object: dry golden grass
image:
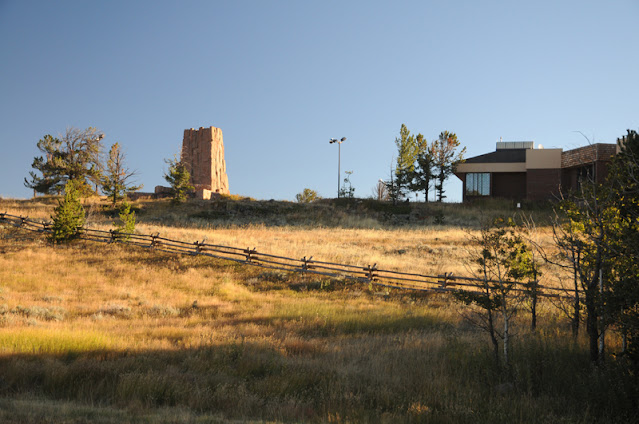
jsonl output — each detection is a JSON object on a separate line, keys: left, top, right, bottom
{"left": 0, "top": 196, "right": 59, "bottom": 220}
{"left": 129, "top": 199, "right": 562, "bottom": 288}
{"left": 0, "top": 197, "right": 633, "bottom": 423}
{"left": 1, "top": 196, "right": 560, "bottom": 280}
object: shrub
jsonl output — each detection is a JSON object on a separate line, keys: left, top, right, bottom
{"left": 12, "top": 305, "right": 66, "bottom": 321}
{"left": 116, "top": 200, "right": 135, "bottom": 238}
{"left": 99, "top": 304, "right": 132, "bottom": 318}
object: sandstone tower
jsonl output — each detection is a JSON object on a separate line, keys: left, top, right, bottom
{"left": 181, "top": 126, "right": 230, "bottom": 196}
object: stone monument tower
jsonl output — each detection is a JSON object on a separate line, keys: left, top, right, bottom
{"left": 181, "top": 126, "right": 230, "bottom": 197}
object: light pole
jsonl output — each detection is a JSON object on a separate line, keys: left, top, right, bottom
{"left": 329, "top": 137, "right": 346, "bottom": 198}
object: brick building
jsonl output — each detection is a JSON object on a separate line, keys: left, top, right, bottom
{"left": 454, "top": 141, "right": 618, "bottom": 202}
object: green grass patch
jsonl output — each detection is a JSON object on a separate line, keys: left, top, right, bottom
{"left": 0, "top": 329, "right": 115, "bottom": 355}
{"left": 270, "top": 300, "right": 445, "bottom": 336}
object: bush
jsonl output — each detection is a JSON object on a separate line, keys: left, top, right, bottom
{"left": 295, "top": 188, "right": 320, "bottom": 203}
{"left": 116, "top": 200, "right": 135, "bottom": 238}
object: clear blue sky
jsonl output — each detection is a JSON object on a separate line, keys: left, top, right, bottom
{"left": 1, "top": 1, "right": 638, "bottom": 202}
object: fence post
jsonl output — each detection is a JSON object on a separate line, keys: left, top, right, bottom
{"left": 5, "top": 213, "right": 582, "bottom": 300}
{"left": 244, "top": 247, "right": 258, "bottom": 263}
{"left": 300, "top": 256, "right": 314, "bottom": 280}
{"left": 301, "top": 256, "right": 314, "bottom": 271}
{"left": 437, "top": 272, "right": 455, "bottom": 288}
{"left": 150, "top": 233, "right": 160, "bottom": 249}
{"left": 363, "top": 263, "right": 378, "bottom": 281}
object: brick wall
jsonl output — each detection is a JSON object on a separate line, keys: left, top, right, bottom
{"left": 561, "top": 144, "right": 616, "bottom": 168}
{"left": 492, "top": 172, "right": 526, "bottom": 200}
{"left": 526, "top": 169, "right": 561, "bottom": 201}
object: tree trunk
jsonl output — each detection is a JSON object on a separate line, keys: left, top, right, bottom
{"left": 501, "top": 290, "right": 510, "bottom": 367}
{"left": 530, "top": 269, "right": 538, "bottom": 332}
{"left": 531, "top": 288, "right": 537, "bottom": 332}
{"left": 598, "top": 269, "right": 605, "bottom": 363}
{"left": 503, "top": 313, "right": 510, "bottom": 366}
{"left": 487, "top": 306, "right": 500, "bottom": 366}
{"left": 572, "top": 257, "right": 580, "bottom": 338}
{"left": 483, "top": 272, "right": 500, "bottom": 367}
{"left": 585, "top": 281, "right": 599, "bottom": 363}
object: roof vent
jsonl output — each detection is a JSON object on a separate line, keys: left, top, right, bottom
{"left": 496, "top": 141, "right": 535, "bottom": 150}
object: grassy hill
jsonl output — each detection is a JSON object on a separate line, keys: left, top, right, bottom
{"left": 0, "top": 196, "right": 635, "bottom": 423}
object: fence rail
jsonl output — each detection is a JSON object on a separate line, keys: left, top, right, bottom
{"left": 0, "top": 212, "right": 578, "bottom": 299}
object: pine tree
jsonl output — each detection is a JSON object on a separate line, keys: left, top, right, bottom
{"left": 605, "top": 130, "right": 639, "bottom": 366}
{"left": 555, "top": 129, "right": 639, "bottom": 367}
{"left": 49, "top": 180, "right": 85, "bottom": 243}
{"left": 101, "top": 142, "right": 142, "bottom": 206}
{"left": 25, "top": 127, "right": 104, "bottom": 196}
{"left": 394, "top": 124, "right": 418, "bottom": 200}
{"left": 164, "top": 156, "right": 194, "bottom": 204}
{"left": 411, "top": 133, "right": 433, "bottom": 202}
{"left": 115, "top": 200, "right": 136, "bottom": 239}
{"left": 431, "top": 131, "right": 466, "bottom": 202}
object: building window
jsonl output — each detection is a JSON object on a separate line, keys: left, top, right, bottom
{"left": 576, "top": 164, "right": 595, "bottom": 191}
{"left": 466, "top": 173, "right": 490, "bottom": 196}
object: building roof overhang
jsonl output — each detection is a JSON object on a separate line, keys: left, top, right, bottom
{"left": 464, "top": 149, "right": 527, "bottom": 164}
{"left": 456, "top": 162, "right": 527, "bottom": 176}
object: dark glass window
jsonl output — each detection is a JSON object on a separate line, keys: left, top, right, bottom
{"left": 466, "top": 173, "right": 490, "bottom": 196}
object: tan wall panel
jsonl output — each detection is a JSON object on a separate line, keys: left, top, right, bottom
{"left": 526, "top": 149, "right": 561, "bottom": 169}
{"left": 456, "top": 162, "right": 526, "bottom": 173}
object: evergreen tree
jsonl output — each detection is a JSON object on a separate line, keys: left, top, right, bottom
{"left": 394, "top": 124, "right": 418, "bottom": 200}
{"left": 25, "top": 127, "right": 104, "bottom": 196}
{"left": 431, "top": 131, "right": 466, "bottom": 202}
{"left": 164, "top": 156, "right": 194, "bottom": 204}
{"left": 554, "top": 129, "right": 639, "bottom": 369}
{"left": 553, "top": 134, "right": 622, "bottom": 364}
{"left": 384, "top": 159, "right": 401, "bottom": 205}
{"left": 605, "top": 130, "right": 639, "bottom": 366}
{"left": 411, "top": 134, "right": 434, "bottom": 202}
{"left": 115, "top": 200, "right": 136, "bottom": 239}
{"left": 557, "top": 182, "right": 610, "bottom": 364}
{"left": 24, "top": 135, "right": 65, "bottom": 195}
{"left": 101, "top": 143, "right": 142, "bottom": 206}
{"left": 49, "top": 180, "right": 85, "bottom": 243}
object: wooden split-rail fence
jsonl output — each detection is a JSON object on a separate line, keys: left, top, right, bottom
{"left": 0, "top": 212, "right": 575, "bottom": 299}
